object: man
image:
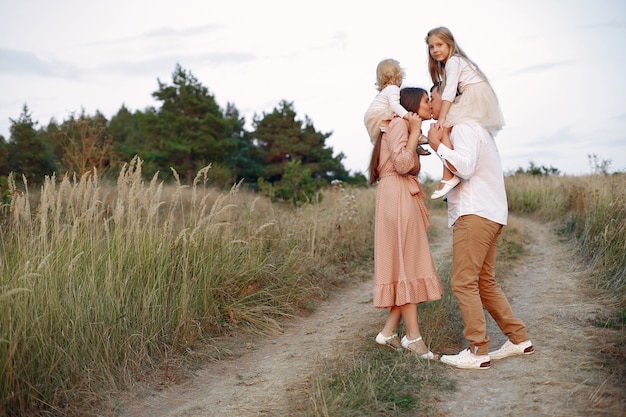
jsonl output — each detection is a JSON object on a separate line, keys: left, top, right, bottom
{"left": 427, "top": 84, "right": 534, "bottom": 370}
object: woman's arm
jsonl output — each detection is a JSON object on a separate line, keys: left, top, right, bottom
{"left": 388, "top": 115, "right": 422, "bottom": 175}
{"left": 406, "top": 113, "right": 422, "bottom": 152}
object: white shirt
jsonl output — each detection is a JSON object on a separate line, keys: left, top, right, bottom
{"left": 367, "top": 84, "right": 408, "bottom": 119}
{"left": 436, "top": 122, "right": 508, "bottom": 227}
{"left": 441, "top": 55, "right": 484, "bottom": 102}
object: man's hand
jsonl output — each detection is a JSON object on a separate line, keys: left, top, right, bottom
{"left": 427, "top": 123, "right": 443, "bottom": 151}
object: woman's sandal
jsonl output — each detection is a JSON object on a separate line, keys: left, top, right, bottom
{"left": 401, "top": 336, "right": 439, "bottom": 360}
{"left": 431, "top": 176, "right": 461, "bottom": 200}
{"left": 375, "top": 332, "right": 402, "bottom": 351}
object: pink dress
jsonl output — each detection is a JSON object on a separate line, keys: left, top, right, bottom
{"left": 373, "top": 117, "right": 443, "bottom": 308}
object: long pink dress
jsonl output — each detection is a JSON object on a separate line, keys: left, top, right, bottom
{"left": 373, "top": 116, "right": 443, "bottom": 308}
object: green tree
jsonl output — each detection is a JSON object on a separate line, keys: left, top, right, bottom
{"left": 6, "top": 104, "right": 55, "bottom": 184}
{"left": 252, "top": 100, "right": 347, "bottom": 183}
{"left": 111, "top": 106, "right": 170, "bottom": 177}
{"left": 223, "top": 102, "right": 264, "bottom": 187}
{"left": 107, "top": 105, "right": 162, "bottom": 177}
{"left": 0, "top": 133, "right": 9, "bottom": 202}
{"left": 252, "top": 100, "right": 301, "bottom": 182}
{"left": 41, "top": 117, "right": 63, "bottom": 169}
{"left": 271, "top": 159, "right": 323, "bottom": 206}
{"left": 149, "top": 64, "right": 234, "bottom": 181}
{"left": 108, "top": 105, "right": 141, "bottom": 161}
{"left": 299, "top": 116, "right": 349, "bottom": 181}
{"left": 0, "top": 134, "right": 8, "bottom": 177}
{"left": 514, "top": 161, "right": 560, "bottom": 176}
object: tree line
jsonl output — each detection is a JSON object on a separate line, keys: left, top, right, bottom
{"left": 0, "top": 64, "right": 366, "bottom": 197}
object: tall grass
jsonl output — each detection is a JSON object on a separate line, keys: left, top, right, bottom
{"left": 0, "top": 158, "right": 373, "bottom": 416}
{"left": 505, "top": 173, "right": 626, "bottom": 297}
{"left": 1, "top": 162, "right": 624, "bottom": 416}
{"left": 507, "top": 172, "right": 626, "bottom": 389}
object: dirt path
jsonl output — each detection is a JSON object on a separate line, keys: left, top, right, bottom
{"left": 115, "top": 215, "right": 624, "bottom": 417}
{"left": 436, "top": 216, "right": 624, "bottom": 417}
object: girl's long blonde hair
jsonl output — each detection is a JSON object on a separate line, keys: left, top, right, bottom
{"left": 425, "top": 27, "right": 490, "bottom": 93}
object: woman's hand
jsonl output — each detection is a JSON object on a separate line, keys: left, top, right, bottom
{"left": 406, "top": 112, "right": 423, "bottom": 133}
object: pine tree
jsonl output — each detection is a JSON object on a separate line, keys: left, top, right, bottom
{"left": 149, "top": 64, "right": 234, "bottom": 181}
{"left": 252, "top": 100, "right": 347, "bottom": 183}
{"left": 6, "top": 104, "right": 55, "bottom": 184}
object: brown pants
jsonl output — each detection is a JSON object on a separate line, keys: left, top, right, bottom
{"left": 451, "top": 214, "right": 527, "bottom": 355}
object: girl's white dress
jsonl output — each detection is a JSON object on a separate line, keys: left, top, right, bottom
{"left": 442, "top": 55, "right": 505, "bottom": 136}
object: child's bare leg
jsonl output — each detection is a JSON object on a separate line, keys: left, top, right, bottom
{"left": 431, "top": 127, "right": 460, "bottom": 200}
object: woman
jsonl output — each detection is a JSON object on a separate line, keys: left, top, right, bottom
{"left": 369, "top": 87, "right": 443, "bottom": 359}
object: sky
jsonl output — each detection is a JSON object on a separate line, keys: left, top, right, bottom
{"left": 1, "top": 0, "right": 625, "bottom": 179}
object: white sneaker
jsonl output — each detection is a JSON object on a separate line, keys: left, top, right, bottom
{"left": 440, "top": 348, "right": 491, "bottom": 370}
{"left": 489, "top": 339, "right": 534, "bottom": 360}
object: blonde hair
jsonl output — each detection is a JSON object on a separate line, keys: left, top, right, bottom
{"left": 425, "top": 27, "right": 490, "bottom": 93}
{"left": 374, "top": 59, "right": 405, "bottom": 92}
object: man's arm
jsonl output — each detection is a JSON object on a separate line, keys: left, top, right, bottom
{"left": 428, "top": 124, "right": 480, "bottom": 179}
{"left": 427, "top": 125, "right": 458, "bottom": 172}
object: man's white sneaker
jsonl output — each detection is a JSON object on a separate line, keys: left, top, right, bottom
{"left": 489, "top": 339, "right": 534, "bottom": 360}
{"left": 440, "top": 348, "right": 491, "bottom": 370}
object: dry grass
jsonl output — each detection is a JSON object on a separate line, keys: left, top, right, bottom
{"left": 1, "top": 162, "right": 623, "bottom": 416}
{"left": 0, "top": 158, "right": 374, "bottom": 416}
{"left": 505, "top": 173, "right": 626, "bottom": 296}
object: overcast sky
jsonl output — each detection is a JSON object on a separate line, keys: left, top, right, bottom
{"left": 1, "top": 0, "right": 625, "bottom": 179}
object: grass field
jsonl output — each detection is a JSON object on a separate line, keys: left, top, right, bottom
{"left": 1, "top": 159, "right": 624, "bottom": 416}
